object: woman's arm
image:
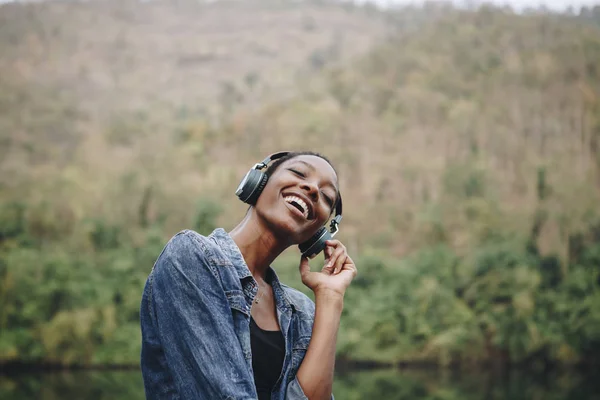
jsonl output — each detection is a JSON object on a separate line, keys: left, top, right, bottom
{"left": 294, "top": 240, "right": 357, "bottom": 400}
{"left": 294, "top": 289, "right": 344, "bottom": 399}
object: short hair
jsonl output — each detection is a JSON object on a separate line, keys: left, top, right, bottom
{"left": 264, "top": 151, "right": 337, "bottom": 179}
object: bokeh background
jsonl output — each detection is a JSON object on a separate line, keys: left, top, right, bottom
{"left": 1, "top": 0, "right": 600, "bottom": 399}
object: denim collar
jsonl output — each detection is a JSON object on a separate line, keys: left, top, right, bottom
{"left": 210, "top": 228, "right": 293, "bottom": 314}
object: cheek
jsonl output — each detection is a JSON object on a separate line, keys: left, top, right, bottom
{"left": 316, "top": 208, "right": 332, "bottom": 225}
{"left": 257, "top": 182, "right": 280, "bottom": 205}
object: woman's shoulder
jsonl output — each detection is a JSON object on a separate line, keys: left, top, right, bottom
{"left": 161, "top": 229, "right": 212, "bottom": 257}
{"left": 153, "top": 229, "right": 227, "bottom": 275}
{"left": 279, "top": 283, "right": 316, "bottom": 319}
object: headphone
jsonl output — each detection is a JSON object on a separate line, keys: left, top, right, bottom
{"left": 235, "top": 152, "right": 343, "bottom": 259}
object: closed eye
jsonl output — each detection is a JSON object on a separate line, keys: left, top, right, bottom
{"left": 288, "top": 168, "right": 306, "bottom": 178}
{"left": 290, "top": 168, "right": 335, "bottom": 208}
{"left": 322, "top": 192, "right": 334, "bottom": 208}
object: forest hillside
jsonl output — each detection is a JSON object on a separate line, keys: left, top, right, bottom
{"left": 1, "top": 0, "right": 600, "bottom": 368}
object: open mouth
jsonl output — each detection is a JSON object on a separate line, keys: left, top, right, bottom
{"left": 283, "top": 195, "right": 312, "bottom": 220}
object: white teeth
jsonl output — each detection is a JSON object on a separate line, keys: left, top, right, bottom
{"left": 284, "top": 195, "right": 309, "bottom": 219}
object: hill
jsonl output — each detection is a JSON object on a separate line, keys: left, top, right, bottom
{"left": 0, "top": 0, "right": 389, "bottom": 181}
{"left": 1, "top": 1, "right": 600, "bottom": 368}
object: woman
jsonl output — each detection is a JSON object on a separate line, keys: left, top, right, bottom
{"left": 140, "top": 151, "right": 357, "bottom": 399}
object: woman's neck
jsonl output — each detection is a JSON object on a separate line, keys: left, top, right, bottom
{"left": 228, "top": 210, "right": 288, "bottom": 281}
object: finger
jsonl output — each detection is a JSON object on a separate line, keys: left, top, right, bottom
{"left": 323, "top": 245, "right": 333, "bottom": 265}
{"left": 325, "top": 239, "right": 342, "bottom": 248}
{"left": 321, "top": 255, "right": 335, "bottom": 275}
{"left": 327, "top": 245, "right": 345, "bottom": 272}
{"left": 323, "top": 248, "right": 337, "bottom": 269}
{"left": 344, "top": 257, "right": 358, "bottom": 278}
{"left": 299, "top": 256, "right": 311, "bottom": 278}
{"left": 325, "top": 240, "right": 346, "bottom": 255}
{"left": 334, "top": 253, "right": 347, "bottom": 275}
{"left": 324, "top": 240, "right": 344, "bottom": 265}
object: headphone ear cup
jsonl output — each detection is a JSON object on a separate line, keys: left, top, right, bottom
{"left": 246, "top": 173, "right": 268, "bottom": 205}
{"left": 299, "top": 227, "right": 331, "bottom": 259}
{"left": 236, "top": 170, "right": 268, "bottom": 205}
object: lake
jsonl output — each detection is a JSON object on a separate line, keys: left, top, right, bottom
{"left": 1, "top": 367, "right": 598, "bottom": 399}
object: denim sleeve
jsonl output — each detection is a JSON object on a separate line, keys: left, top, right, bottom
{"left": 148, "top": 232, "right": 257, "bottom": 399}
{"left": 286, "top": 376, "right": 335, "bottom": 400}
{"left": 286, "top": 377, "right": 308, "bottom": 399}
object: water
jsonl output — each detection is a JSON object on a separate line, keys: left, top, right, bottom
{"left": 1, "top": 368, "right": 598, "bottom": 399}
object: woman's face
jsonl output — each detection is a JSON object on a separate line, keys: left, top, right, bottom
{"left": 254, "top": 155, "right": 339, "bottom": 245}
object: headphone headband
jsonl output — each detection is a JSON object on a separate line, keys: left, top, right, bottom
{"left": 253, "top": 151, "right": 290, "bottom": 171}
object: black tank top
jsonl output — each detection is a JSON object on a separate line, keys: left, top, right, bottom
{"left": 250, "top": 317, "right": 285, "bottom": 400}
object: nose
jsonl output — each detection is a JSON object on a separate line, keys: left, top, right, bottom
{"left": 300, "top": 181, "right": 319, "bottom": 202}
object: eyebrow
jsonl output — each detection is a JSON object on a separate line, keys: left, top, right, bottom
{"left": 292, "top": 160, "right": 339, "bottom": 193}
{"left": 295, "top": 160, "right": 315, "bottom": 171}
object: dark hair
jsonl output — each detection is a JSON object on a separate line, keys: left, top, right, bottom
{"left": 265, "top": 151, "right": 337, "bottom": 179}
{"left": 264, "top": 151, "right": 340, "bottom": 207}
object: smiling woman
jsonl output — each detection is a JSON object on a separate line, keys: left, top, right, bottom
{"left": 139, "top": 151, "right": 357, "bottom": 400}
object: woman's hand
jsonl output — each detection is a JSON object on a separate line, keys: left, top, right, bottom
{"left": 299, "top": 240, "right": 357, "bottom": 297}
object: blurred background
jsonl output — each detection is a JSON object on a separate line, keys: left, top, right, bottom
{"left": 1, "top": 0, "right": 600, "bottom": 399}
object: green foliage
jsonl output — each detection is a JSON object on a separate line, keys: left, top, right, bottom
{"left": 88, "top": 220, "right": 121, "bottom": 251}
{"left": 0, "top": 219, "right": 167, "bottom": 366}
{"left": 0, "top": 202, "right": 26, "bottom": 242}
{"left": 336, "top": 233, "right": 600, "bottom": 366}
{"left": 192, "top": 198, "right": 223, "bottom": 236}
{"left": 443, "top": 164, "right": 487, "bottom": 199}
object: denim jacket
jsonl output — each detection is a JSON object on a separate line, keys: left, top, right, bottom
{"left": 140, "top": 228, "right": 328, "bottom": 399}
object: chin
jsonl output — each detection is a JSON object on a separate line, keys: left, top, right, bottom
{"left": 255, "top": 196, "right": 317, "bottom": 244}
{"left": 260, "top": 211, "right": 310, "bottom": 245}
